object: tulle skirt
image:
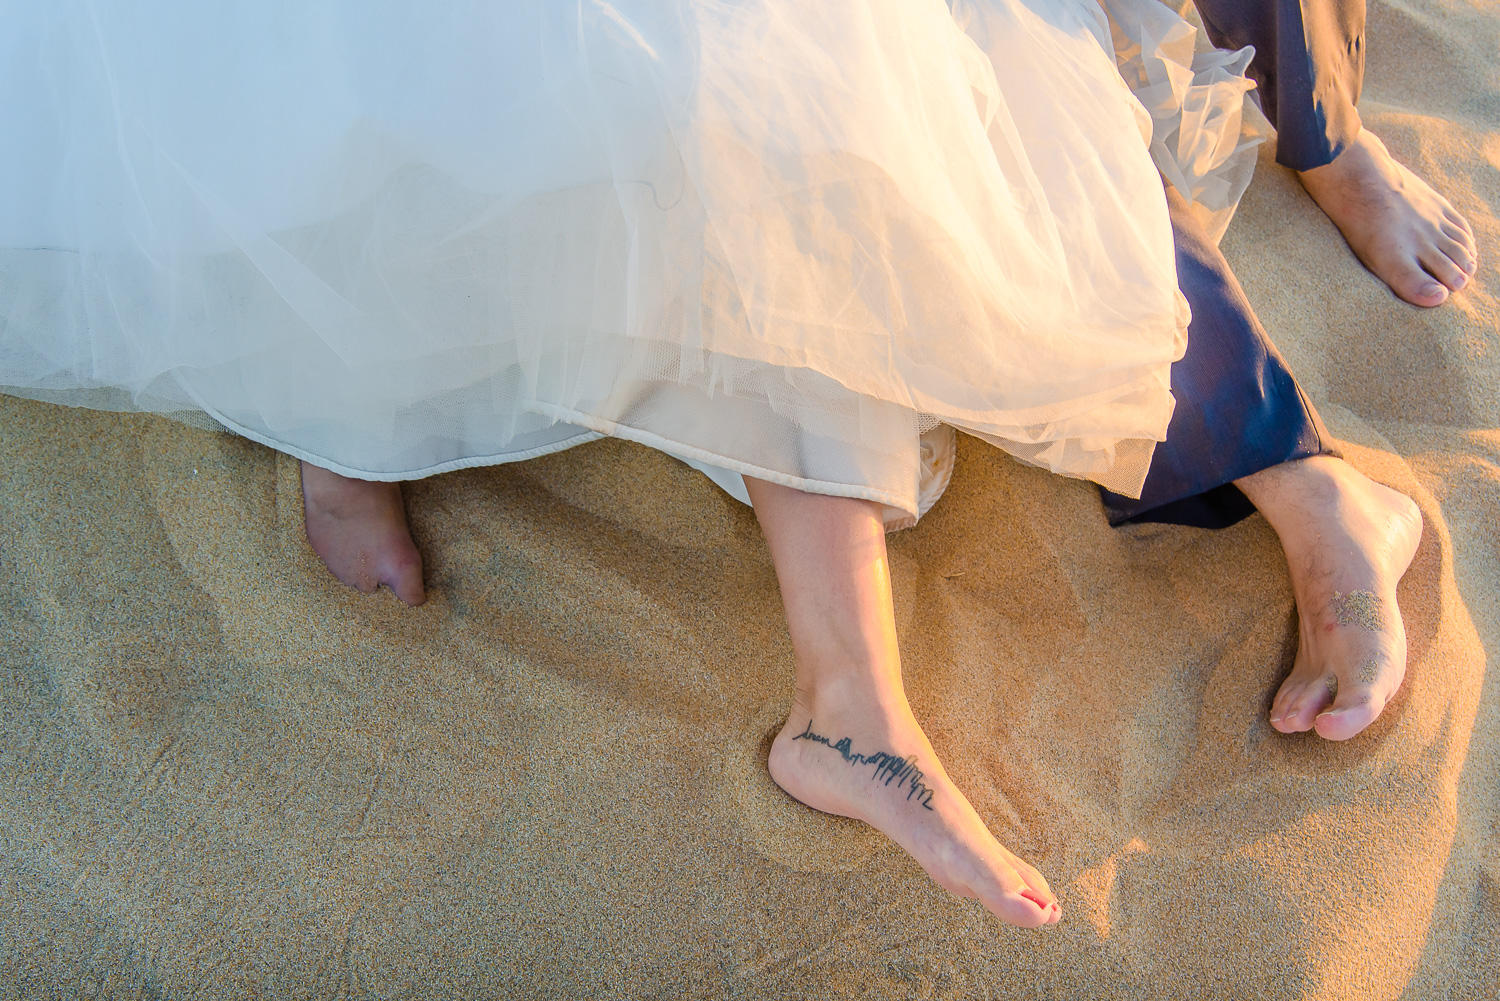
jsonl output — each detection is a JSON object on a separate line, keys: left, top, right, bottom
{"left": 0, "top": 0, "right": 1259, "bottom": 520}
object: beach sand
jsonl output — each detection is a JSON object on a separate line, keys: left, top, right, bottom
{"left": 2, "top": 0, "right": 1498, "bottom": 996}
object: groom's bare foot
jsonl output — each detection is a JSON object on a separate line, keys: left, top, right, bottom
{"left": 300, "top": 461, "right": 426, "bottom": 605}
{"left": 1297, "top": 130, "right": 1478, "bottom": 308}
{"left": 1237, "top": 456, "right": 1422, "bottom": 741}
{"left": 769, "top": 688, "right": 1060, "bottom": 928}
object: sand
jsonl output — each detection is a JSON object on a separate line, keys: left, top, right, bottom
{"left": 2, "top": 0, "right": 1498, "bottom": 997}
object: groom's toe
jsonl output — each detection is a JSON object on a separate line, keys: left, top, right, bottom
{"left": 1313, "top": 694, "right": 1386, "bottom": 741}
{"left": 1419, "top": 246, "right": 1470, "bottom": 292}
{"left": 1271, "top": 675, "right": 1333, "bottom": 733}
{"left": 1313, "top": 660, "right": 1401, "bottom": 741}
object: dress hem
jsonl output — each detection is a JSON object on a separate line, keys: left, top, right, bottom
{"left": 197, "top": 396, "right": 921, "bottom": 516}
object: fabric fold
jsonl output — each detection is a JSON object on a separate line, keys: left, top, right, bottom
{"left": 0, "top": 0, "right": 1261, "bottom": 519}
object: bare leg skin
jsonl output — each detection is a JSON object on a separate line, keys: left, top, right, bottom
{"left": 745, "top": 477, "right": 1059, "bottom": 928}
{"left": 1298, "top": 130, "right": 1479, "bottom": 308}
{"left": 300, "top": 461, "right": 426, "bottom": 606}
{"left": 1235, "top": 456, "right": 1422, "bottom": 740}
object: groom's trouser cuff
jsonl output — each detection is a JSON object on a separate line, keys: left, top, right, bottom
{"left": 1194, "top": 0, "right": 1365, "bottom": 171}
{"left": 1100, "top": 189, "right": 1337, "bottom": 529}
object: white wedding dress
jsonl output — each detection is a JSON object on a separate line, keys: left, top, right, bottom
{"left": 0, "top": 0, "right": 1259, "bottom": 524}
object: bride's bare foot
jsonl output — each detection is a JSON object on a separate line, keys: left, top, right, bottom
{"left": 745, "top": 477, "right": 1058, "bottom": 928}
{"left": 1297, "top": 130, "right": 1478, "bottom": 308}
{"left": 300, "top": 461, "right": 426, "bottom": 605}
{"left": 1237, "top": 456, "right": 1422, "bottom": 740}
{"left": 769, "top": 690, "right": 1059, "bottom": 927}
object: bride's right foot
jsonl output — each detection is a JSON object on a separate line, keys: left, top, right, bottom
{"left": 745, "top": 477, "right": 1057, "bottom": 928}
{"left": 300, "top": 461, "right": 426, "bottom": 606}
{"left": 769, "top": 689, "right": 1060, "bottom": 928}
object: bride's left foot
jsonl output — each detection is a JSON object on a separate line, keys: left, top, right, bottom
{"left": 1237, "top": 456, "right": 1423, "bottom": 741}
{"left": 300, "top": 461, "right": 426, "bottom": 606}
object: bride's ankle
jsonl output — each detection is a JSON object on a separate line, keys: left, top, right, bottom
{"left": 787, "top": 674, "right": 911, "bottom": 727}
{"left": 300, "top": 461, "right": 381, "bottom": 516}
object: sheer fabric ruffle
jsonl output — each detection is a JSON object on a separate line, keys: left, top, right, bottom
{"left": 0, "top": 0, "right": 1258, "bottom": 519}
{"left": 1101, "top": 0, "right": 1264, "bottom": 243}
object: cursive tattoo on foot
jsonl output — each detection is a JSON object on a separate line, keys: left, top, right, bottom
{"left": 792, "top": 720, "right": 935, "bottom": 810}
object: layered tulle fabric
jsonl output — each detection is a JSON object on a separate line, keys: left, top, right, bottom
{"left": 1101, "top": 0, "right": 1264, "bottom": 243}
{"left": 0, "top": 0, "right": 1254, "bottom": 517}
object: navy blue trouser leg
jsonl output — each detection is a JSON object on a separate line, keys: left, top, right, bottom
{"left": 1192, "top": 0, "right": 1365, "bottom": 170}
{"left": 1100, "top": 1, "right": 1362, "bottom": 526}
{"left": 1101, "top": 188, "right": 1336, "bottom": 528}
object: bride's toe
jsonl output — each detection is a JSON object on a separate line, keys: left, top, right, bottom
{"left": 982, "top": 878, "right": 1060, "bottom": 928}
